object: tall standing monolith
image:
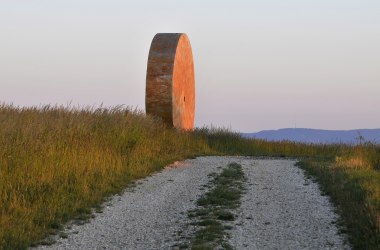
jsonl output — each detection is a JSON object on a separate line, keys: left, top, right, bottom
{"left": 146, "top": 33, "right": 195, "bottom": 130}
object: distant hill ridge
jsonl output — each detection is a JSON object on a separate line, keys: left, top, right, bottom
{"left": 242, "top": 128, "right": 380, "bottom": 144}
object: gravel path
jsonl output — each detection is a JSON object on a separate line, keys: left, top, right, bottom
{"left": 228, "top": 158, "right": 349, "bottom": 249}
{"left": 36, "top": 157, "right": 350, "bottom": 249}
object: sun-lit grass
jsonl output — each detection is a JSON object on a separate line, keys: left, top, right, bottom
{"left": 0, "top": 104, "right": 212, "bottom": 249}
{"left": 336, "top": 143, "right": 380, "bottom": 171}
{"left": 0, "top": 104, "right": 379, "bottom": 249}
{"left": 297, "top": 152, "right": 380, "bottom": 249}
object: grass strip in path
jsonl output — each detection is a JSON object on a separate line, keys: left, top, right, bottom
{"left": 186, "top": 162, "right": 246, "bottom": 249}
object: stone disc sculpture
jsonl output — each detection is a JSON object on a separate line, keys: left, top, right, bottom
{"left": 145, "top": 33, "right": 195, "bottom": 130}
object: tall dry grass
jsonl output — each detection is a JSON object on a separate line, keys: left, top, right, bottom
{"left": 298, "top": 144, "right": 380, "bottom": 249}
{"left": 0, "top": 104, "right": 379, "bottom": 249}
{"left": 0, "top": 104, "right": 211, "bottom": 249}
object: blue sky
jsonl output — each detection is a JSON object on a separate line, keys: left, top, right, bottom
{"left": 1, "top": 0, "right": 379, "bottom": 132}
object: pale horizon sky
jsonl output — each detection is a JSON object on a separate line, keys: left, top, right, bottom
{"left": 1, "top": 0, "right": 379, "bottom": 132}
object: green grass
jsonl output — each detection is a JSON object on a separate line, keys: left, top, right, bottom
{"left": 188, "top": 162, "right": 246, "bottom": 249}
{"left": 0, "top": 104, "right": 379, "bottom": 249}
{"left": 297, "top": 159, "right": 380, "bottom": 249}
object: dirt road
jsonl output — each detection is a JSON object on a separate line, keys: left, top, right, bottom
{"left": 36, "top": 157, "right": 349, "bottom": 249}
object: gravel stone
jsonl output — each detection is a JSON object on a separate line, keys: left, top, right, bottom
{"left": 35, "top": 156, "right": 232, "bottom": 250}
{"left": 228, "top": 158, "right": 350, "bottom": 249}
{"left": 35, "top": 157, "right": 350, "bottom": 250}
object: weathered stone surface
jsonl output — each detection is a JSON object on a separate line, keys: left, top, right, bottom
{"left": 146, "top": 33, "right": 195, "bottom": 130}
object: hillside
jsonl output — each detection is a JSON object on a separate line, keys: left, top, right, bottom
{"left": 0, "top": 105, "right": 379, "bottom": 249}
{"left": 242, "top": 128, "right": 380, "bottom": 144}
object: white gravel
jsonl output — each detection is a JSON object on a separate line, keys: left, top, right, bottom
{"left": 228, "top": 158, "right": 350, "bottom": 250}
{"left": 35, "top": 157, "right": 350, "bottom": 250}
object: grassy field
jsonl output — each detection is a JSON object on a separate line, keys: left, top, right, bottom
{"left": 0, "top": 104, "right": 379, "bottom": 249}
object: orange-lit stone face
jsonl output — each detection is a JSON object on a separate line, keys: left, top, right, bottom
{"left": 146, "top": 33, "right": 195, "bottom": 130}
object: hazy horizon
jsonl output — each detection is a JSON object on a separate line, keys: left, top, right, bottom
{"left": 1, "top": 1, "right": 379, "bottom": 132}
{"left": 248, "top": 127, "right": 380, "bottom": 134}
